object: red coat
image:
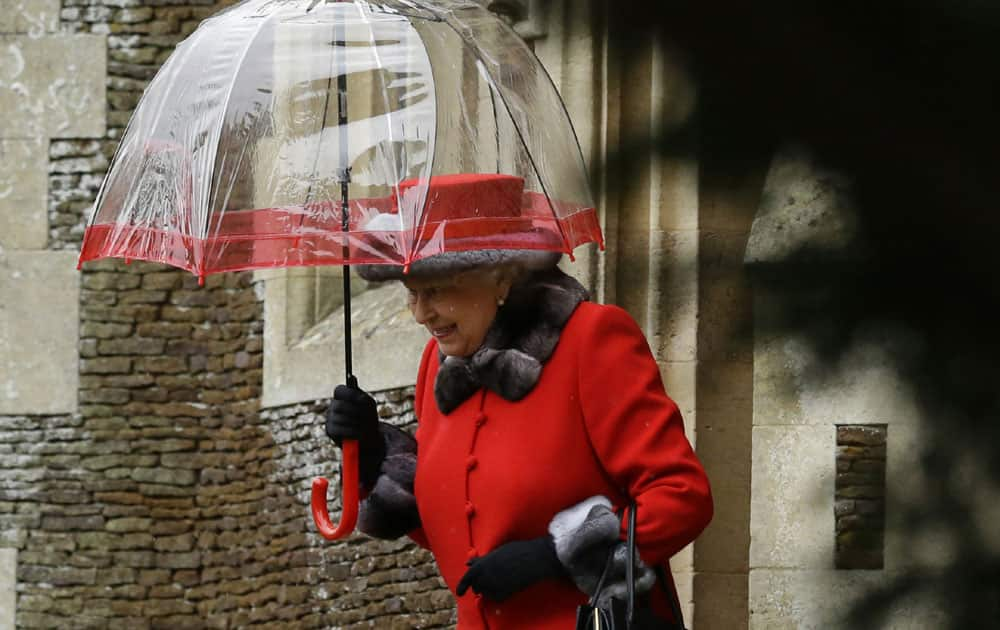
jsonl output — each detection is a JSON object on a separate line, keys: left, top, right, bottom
{"left": 410, "top": 301, "right": 713, "bottom": 629}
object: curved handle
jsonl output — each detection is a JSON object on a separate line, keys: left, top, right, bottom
{"left": 311, "top": 439, "right": 359, "bottom": 540}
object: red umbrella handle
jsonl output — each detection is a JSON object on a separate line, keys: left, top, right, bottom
{"left": 311, "top": 439, "right": 359, "bottom": 539}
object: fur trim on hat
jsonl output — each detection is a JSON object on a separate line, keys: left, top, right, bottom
{"left": 357, "top": 423, "right": 421, "bottom": 540}
{"left": 356, "top": 249, "right": 561, "bottom": 282}
{"left": 434, "top": 267, "right": 589, "bottom": 414}
{"left": 548, "top": 496, "right": 656, "bottom": 607}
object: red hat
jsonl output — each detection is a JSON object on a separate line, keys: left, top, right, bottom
{"left": 357, "top": 173, "right": 561, "bottom": 281}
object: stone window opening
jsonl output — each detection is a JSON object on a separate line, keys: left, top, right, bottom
{"left": 835, "top": 423, "right": 888, "bottom": 570}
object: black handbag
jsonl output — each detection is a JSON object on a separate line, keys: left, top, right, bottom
{"left": 575, "top": 502, "right": 687, "bottom": 630}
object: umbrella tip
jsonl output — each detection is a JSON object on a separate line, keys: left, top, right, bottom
{"left": 198, "top": 273, "right": 205, "bottom": 287}
{"left": 403, "top": 263, "right": 411, "bottom": 275}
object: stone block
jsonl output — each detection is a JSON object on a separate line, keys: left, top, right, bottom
{"left": 748, "top": 569, "right": 947, "bottom": 629}
{"left": 97, "top": 337, "right": 166, "bottom": 356}
{"left": 131, "top": 468, "right": 196, "bottom": 486}
{"left": 80, "top": 357, "right": 131, "bottom": 374}
{"left": 696, "top": 360, "right": 753, "bottom": 477}
{"left": 745, "top": 147, "right": 858, "bottom": 266}
{"left": 750, "top": 425, "right": 834, "bottom": 569}
{"left": 754, "top": 309, "right": 921, "bottom": 428}
{"left": 0, "top": 251, "right": 79, "bottom": 414}
{"left": 0, "top": 548, "right": 13, "bottom": 630}
{"left": 0, "top": 0, "right": 59, "bottom": 35}
{"left": 697, "top": 230, "right": 752, "bottom": 363}
{"left": 651, "top": 230, "right": 698, "bottom": 363}
{"left": 695, "top": 360, "right": 752, "bottom": 574}
{"left": 614, "top": 229, "right": 697, "bottom": 361}
{"left": 105, "top": 517, "right": 152, "bottom": 533}
{"left": 0, "top": 34, "right": 106, "bottom": 138}
{"left": 694, "top": 571, "right": 747, "bottom": 630}
{"left": 263, "top": 280, "right": 428, "bottom": 407}
{"left": 155, "top": 552, "right": 200, "bottom": 570}
{"left": 883, "top": 422, "right": 954, "bottom": 572}
{"left": 660, "top": 360, "right": 695, "bottom": 434}
{"left": 18, "top": 564, "right": 95, "bottom": 586}
{"left": 655, "top": 157, "right": 699, "bottom": 232}
{"left": 696, "top": 476, "right": 750, "bottom": 574}
{"left": 699, "top": 160, "right": 765, "bottom": 233}
{"left": 0, "top": 139, "right": 47, "bottom": 250}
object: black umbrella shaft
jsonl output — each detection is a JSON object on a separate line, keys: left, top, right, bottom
{"left": 338, "top": 66, "right": 355, "bottom": 388}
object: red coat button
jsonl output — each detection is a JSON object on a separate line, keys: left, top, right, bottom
{"left": 475, "top": 412, "right": 487, "bottom": 427}
{"left": 467, "top": 548, "right": 478, "bottom": 561}
{"left": 465, "top": 501, "right": 476, "bottom": 517}
{"left": 465, "top": 456, "right": 478, "bottom": 471}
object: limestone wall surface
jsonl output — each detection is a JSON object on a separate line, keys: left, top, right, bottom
{"left": 745, "top": 149, "right": 941, "bottom": 629}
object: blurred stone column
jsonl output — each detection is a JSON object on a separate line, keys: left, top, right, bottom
{"left": 690, "top": 129, "right": 764, "bottom": 630}
{"left": 0, "top": 548, "right": 13, "bottom": 630}
{"left": 0, "top": 0, "right": 102, "bottom": 416}
{"left": 536, "top": 3, "right": 710, "bottom": 623}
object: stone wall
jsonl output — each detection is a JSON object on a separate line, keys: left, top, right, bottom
{"left": 746, "top": 149, "right": 930, "bottom": 628}
{"left": 835, "top": 425, "right": 887, "bottom": 571}
{"left": 8, "top": 257, "right": 453, "bottom": 628}
{"left": 261, "top": 394, "right": 455, "bottom": 629}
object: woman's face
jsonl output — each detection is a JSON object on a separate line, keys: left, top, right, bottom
{"left": 404, "top": 270, "right": 511, "bottom": 357}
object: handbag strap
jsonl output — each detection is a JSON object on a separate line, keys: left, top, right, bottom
{"left": 591, "top": 501, "right": 688, "bottom": 630}
{"left": 626, "top": 502, "right": 636, "bottom": 625}
{"left": 655, "top": 565, "right": 687, "bottom": 630}
{"left": 628, "top": 502, "right": 688, "bottom": 630}
{"left": 589, "top": 543, "right": 616, "bottom": 605}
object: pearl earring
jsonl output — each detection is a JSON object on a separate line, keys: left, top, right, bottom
{"left": 497, "top": 297, "right": 505, "bottom": 306}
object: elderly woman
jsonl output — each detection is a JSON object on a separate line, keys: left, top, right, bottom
{"left": 325, "top": 178, "right": 712, "bottom": 629}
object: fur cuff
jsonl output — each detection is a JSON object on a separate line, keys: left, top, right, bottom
{"left": 357, "top": 423, "right": 421, "bottom": 539}
{"left": 548, "top": 496, "right": 655, "bottom": 606}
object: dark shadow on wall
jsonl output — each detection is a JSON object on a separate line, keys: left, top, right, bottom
{"left": 601, "top": 0, "right": 1000, "bottom": 627}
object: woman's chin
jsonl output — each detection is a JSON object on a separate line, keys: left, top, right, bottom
{"left": 436, "top": 338, "right": 472, "bottom": 358}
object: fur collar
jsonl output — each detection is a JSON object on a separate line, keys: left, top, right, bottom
{"left": 434, "top": 267, "right": 589, "bottom": 414}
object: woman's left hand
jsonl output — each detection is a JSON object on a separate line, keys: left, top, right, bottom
{"left": 456, "top": 536, "right": 564, "bottom": 602}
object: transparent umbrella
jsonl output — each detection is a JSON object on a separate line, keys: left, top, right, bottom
{"left": 78, "top": 0, "right": 604, "bottom": 540}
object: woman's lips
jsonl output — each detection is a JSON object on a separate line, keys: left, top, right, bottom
{"left": 431, "top": 325, "right": 457, "bottom": 339}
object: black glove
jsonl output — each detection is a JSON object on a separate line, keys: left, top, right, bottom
{"left": 325, "top": 384, "right": 379, "bottom": 444}
{"left": 324, "top": 384, "right": 385, "bottom": 487}
{"left": 456, "top": 536, "right": 565, "bottom": 602}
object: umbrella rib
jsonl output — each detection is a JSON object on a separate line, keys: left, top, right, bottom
{"left": 86, "top": 11, "right": 215, "bottom": 249}
{"left": 352, "top": 4, "right": 406, "bottom": 229}
{"left": 201, "top": 5, "right": 287, "bottom": 272}
{"left": 400, "top": 4, "right": 440, "bottom": 268}
{"left": 437, "top": 14, "right": 573, "bottom": 257}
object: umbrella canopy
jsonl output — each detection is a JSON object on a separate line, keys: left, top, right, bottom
{"left": 78, "top": 0, "right": 603, "bottom": 280}
{"left": 77, "top": 0, "right": 605, "bottom": 542}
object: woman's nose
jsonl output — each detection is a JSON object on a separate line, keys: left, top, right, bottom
{"left": 411, "top": 295, "right": 432, "bottom": 324}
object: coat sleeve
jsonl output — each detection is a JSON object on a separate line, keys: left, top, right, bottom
{"left": 575, "top": 305, "right": 713, "bottom": 566}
